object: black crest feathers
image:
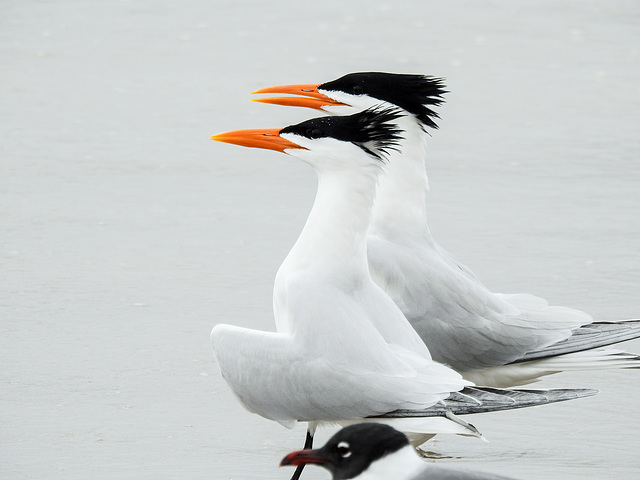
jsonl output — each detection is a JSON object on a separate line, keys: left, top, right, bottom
{"left": 319, "top": 72, "right": 447, "bottom": 130}
{"left": 280, "top": 106, "right": 405, "bottom": 161}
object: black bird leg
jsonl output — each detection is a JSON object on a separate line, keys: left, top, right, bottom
{"left": 289, "top": 428, "right": 314, "bottom": 480}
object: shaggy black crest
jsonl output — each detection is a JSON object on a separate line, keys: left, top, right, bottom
{"left": 279, "top": 106, "right": 404, "bottom": 161}
{"left": 319, "top": 72, "right": 447, "bottom": 131}
{"left": 312, "top": 423, "right": 409, "bottom": 479}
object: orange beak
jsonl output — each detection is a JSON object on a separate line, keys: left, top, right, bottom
{"left": 210, "top": 128, "right": 306, "bottom": 153}
{"left": 251, "top": 83, "right": 348, "bottom": 111}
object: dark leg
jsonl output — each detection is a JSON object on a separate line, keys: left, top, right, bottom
{"left": 289, "top": 428, "right": 314, "bottom": 480}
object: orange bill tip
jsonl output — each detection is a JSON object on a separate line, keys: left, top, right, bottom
{"left": 251, "top": 84, "right": 323, "bottom": 96}
{"left": 251, "top": 96, "right": 333, "bottom": 111}
{"left": 251, "top": 83, "right": 348, "bottom": 110}
{"left": 210, "top": 128, "right": 306, "bottom": 153}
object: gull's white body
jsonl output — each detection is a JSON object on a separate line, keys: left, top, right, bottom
{"left": 357, "top": 445, "right": 516, "bottom": 480}
{"left": 212, "top": 134, "right": 471, "bottom": 435}
{"left": 318, "top": 91, "right": 637, "bottom": 386}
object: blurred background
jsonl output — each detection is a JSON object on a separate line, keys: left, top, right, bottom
{"left": 2, "top": 1, "right": 639, "bottom": 479}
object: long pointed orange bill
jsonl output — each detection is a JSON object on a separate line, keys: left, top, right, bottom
{"left": 210, "top": 128, "right": 306, "bottom": 153}
{"left": 251, "top": 83, "right": 348, "bottom": 111}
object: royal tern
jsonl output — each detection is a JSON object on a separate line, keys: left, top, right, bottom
{"left": 210, "top": 107, "right": 597, "bottom": 479}
{"left": 252, "top": 72, "right": 640, "bottom": 386}
{"left": 211, "top": 107, "right": 470, "bottom": 433}
{"left": 281, "top": 423, "right": 518, "bottom": 480}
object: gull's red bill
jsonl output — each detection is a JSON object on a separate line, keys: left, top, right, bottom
{"left": 280, "top": 449, "right": 328, "bottom": 467}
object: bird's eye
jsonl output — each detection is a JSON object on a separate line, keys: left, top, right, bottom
{"left": 336, "top": 441, "right": 352, "bottom": 458}
{"left": 352, "top": 85, "right": 364, "bottom": 95}
{"left": 309, "top": 128, "right": 322, "bottom": 139}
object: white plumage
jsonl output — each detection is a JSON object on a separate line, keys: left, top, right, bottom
{"left": 211, "top": 110, "right": 473, "bottom": 439}
{"left": 253, "top": 73, "right": 640, "bottom": 386}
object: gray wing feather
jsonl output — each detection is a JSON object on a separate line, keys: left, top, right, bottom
{"left": 375, "top": 386, "right": 598, "bottom": 417}
{"left": 515, "top": 319, "right": 640, "bottom": 362}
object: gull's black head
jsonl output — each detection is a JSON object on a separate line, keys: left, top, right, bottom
{"left": 279, "top": 106, "right": 404, "bottom": 162}
{"left": 281, "top": 423, "right": 410, "bottom": 479}
{"left": 319, "top": 72, "right": 447, "bottom": 131}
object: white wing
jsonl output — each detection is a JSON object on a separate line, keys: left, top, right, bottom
{"left": 211, "top": 320, "right": 465, "bottom": 426}
{"left": 212, "top": 274, "right": 472, "bottom": 426}
{"left": 367, "top": 232, "right": 592, "bottom": 372}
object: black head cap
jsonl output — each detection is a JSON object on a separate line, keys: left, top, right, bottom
{"left": 311, "top": 423, "right": 409, "bottom": 479}
{"left": 319, "top": 72, "right": 447, "bottom": 131}
{"left": 279, "top": 106, "right": 404, "bottom": 161}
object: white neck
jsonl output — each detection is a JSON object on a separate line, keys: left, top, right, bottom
{"left": 273, "top": 162, "right": 382, "bottom": 336}
{"left": 287, "top": 165, "right": 379, "bottom": 275}
{"left": 356, "top": 445, "right": 425, "bottom": 480}
{"left": 369, "top": 117, "right": 433, "bottom": 241}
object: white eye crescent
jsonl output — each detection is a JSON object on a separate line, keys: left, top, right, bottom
{"left": 337, "top": 441, "right": 352, "bottom": 458}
